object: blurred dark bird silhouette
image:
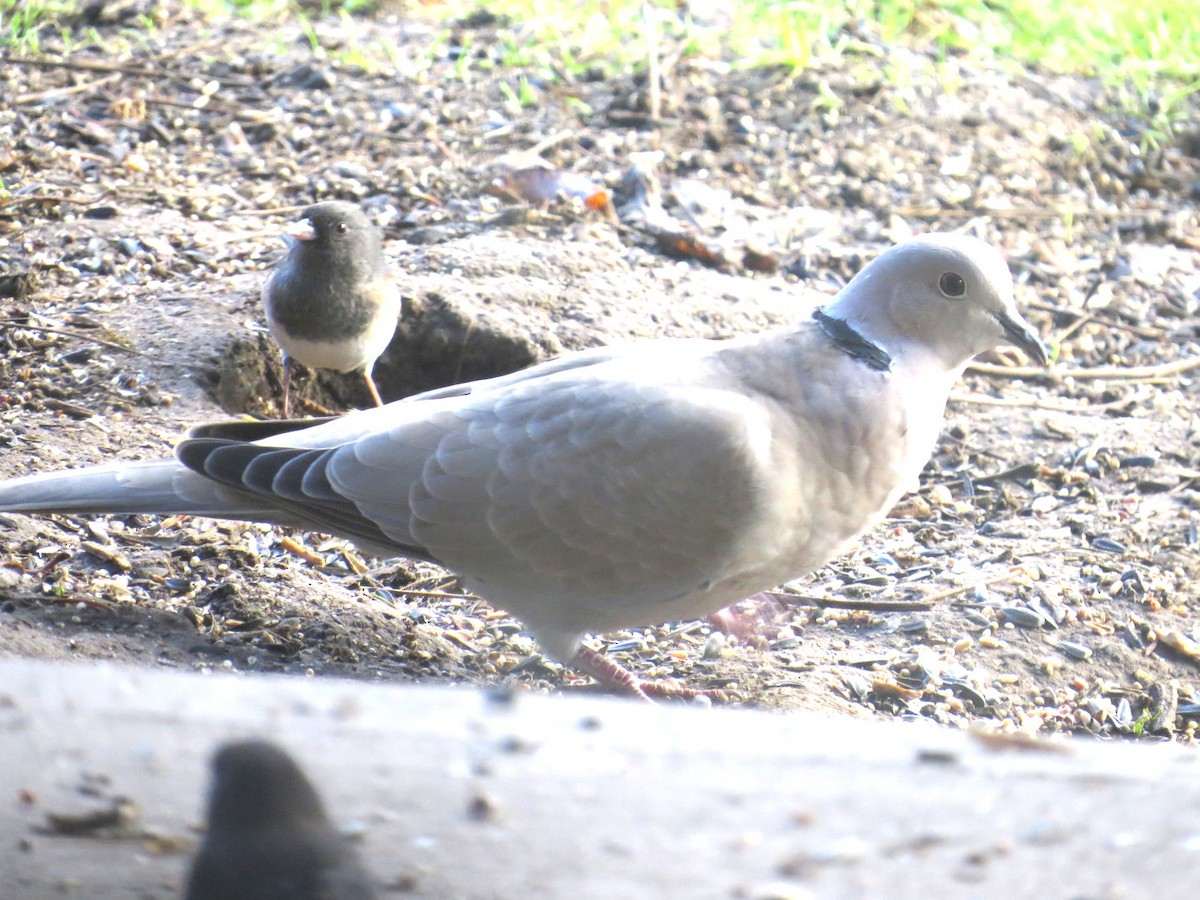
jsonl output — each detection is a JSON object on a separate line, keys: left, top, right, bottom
{"left": 184, "top": 740, "right": 377, "bottom": 900}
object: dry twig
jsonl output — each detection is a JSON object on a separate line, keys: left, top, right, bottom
{"left": 968, "top": 356, "right": 1200, "bottom": 381}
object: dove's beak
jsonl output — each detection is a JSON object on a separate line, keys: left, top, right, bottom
{"left": 996, "top": 310, "right": 1048, "bottom": 366}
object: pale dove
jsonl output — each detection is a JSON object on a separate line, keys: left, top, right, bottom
{"left": 262, "top": 201, "right": 401, "bottom": 417}
{"left": 0, "top": 233, "right": 1046, "bottom": 699}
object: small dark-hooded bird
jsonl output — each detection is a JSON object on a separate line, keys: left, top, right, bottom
{"left": 262, "top": 201, "right": 401, "bottom": 417}
{"left": 184, "top": 740, "right": 378, "bottom": 900}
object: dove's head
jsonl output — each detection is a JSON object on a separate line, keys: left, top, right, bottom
{"left": 826, "top": 233, "right": 1047, "bottom": 371}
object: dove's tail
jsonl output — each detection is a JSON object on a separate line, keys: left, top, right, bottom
{"left": 0, "top": 458, "right": 274, "bottom": 519}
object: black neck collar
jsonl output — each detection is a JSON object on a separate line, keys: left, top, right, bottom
{"left": 812, "top": 308, "right": 892, "bottom": 372}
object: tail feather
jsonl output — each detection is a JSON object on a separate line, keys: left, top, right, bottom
{"left": 0, "top": 458, "right": 277, "bottom": 519}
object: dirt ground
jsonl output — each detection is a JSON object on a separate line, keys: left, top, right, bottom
{"left": 1, "top": 2, "right": 1199, "bottom": 741}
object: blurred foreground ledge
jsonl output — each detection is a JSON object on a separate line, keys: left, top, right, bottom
{"left": 2, "top": 658, "right": 1198, "bottom": 899}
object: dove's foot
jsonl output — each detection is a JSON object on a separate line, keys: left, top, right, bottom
{"left": 707, "top": 591, "right": 796, "bottom": 640}
{"left": 571, "top": 645, "right": 736, "bottom": 704}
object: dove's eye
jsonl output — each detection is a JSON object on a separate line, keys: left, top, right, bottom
{"left": 939, "top": 272, "right": 966, "bottom": 298}
{"left": 334, "top": 222, "right": 349, "bottom": 235}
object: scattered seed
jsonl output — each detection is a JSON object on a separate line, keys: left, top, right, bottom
{"left": 1030, "top": 495, "right": 1058, "bottom": 514}
{"left": 960, "top": 473, "right": 976, "bottom": 498}
{"left": 80, "top": 541, "right": 131, "bottom": 572}
{"left": 943, "top": 680, "right": 988, "bottom": 709}
{"left": 1119, "top": 454, "right": 1158, "bottom": 468}
{"left": 279, "top": 536, "right": 324, "bottom": 566}
{"left": 872, "top": 678, "right": 922, "bottom": 699}
{"left": 83, "top": 521, "right": 111, "bottom": 543}
{"left": 1001, "top": 606, "right": 1046, "bottom": 629}
{"left": 1054, "top": 640, "right": 1093, "bottom": 660}
{"left": 1159, "top": 630, "right": 1200, "bottom": 662}
{"left": 341, "top": 548, "right": 369, "bottom": 575}
{"left": 840, "top": 671, "right": 872, "bottom": 700}
{"left": 928, "top": 483, "right": 954, "bottom": 506}
{"left": 963, "top": 610, "right": 992, "bottom": 629}
{"left": 1114, "top": 698, "right": 1133, "bottom": 728}
{"left": 1028, "top": 595, "right": 1063, "bottom": 627}
{"left": 701, "top": 632, "right": 726, "bottom": 659}
{"left": 847, "top": 575, "right": 891, "bottom": 587}
{"left": 606, "top": 638, "right": 643, "bottom": 653}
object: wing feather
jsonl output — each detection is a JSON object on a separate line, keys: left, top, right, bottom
{"left": 174, "top": 341, "right": 787, "bottom": 621}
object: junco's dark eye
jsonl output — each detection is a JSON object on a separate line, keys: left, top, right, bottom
{"left": 334, "top": 222, "right": 349, "bottom": 235}
{"left": 938, "top": 272, "right": 966, "bottom": 298}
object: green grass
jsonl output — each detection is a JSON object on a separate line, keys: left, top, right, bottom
{"left": 6, "top": 0, "right": 1197, "bottom": 84}
{"left": 430, "top": 0, "right": 1200, "bottom": 85}
{"left": 0, "top": 0, "right": 77, "bottom": 52}
{"left": 6, "top": 0, "right": 1191, "bottom": 147}
{"left": 878, "top": 0, "right": 1199, "bottom": 82}
{"left": 423, "top": 0, "right": 1199, "bottom": 147}
{"left": 5, "top": 1, "right": 1197, "bottom": 90}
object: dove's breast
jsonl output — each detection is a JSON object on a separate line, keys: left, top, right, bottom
{"left": 705, "top": 338, "right": 958, "bottom": 600}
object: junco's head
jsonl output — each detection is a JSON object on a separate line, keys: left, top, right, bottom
{"left": 280, "top": 201, "right": 385, "bottom": 283}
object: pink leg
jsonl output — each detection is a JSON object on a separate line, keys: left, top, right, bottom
{"left": 570, "top": 645, "right": 734, "bottom": 704}
{"left": 707, "top": 591, "right": 793, "bottom": 640}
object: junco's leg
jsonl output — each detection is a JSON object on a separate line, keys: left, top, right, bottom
{"left": 281, "top": 355, "right": 294, "bottom": 418}
{"left": 362, "top": 368, "right": 384, "bottom": 407}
